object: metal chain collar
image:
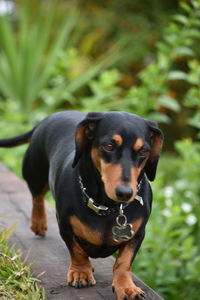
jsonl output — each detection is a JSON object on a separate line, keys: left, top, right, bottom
{"left": 79, "top": 176, "right": 143, "bottom": 216}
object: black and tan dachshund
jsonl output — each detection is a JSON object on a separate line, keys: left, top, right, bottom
{"left": 0, "top": 111, "right": 163, "bottom": 300}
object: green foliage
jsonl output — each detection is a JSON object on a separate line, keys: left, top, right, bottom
{"left": 78, "top": 0, "right": 178, "bottom": 65}
{"left": 0, "top": 226, "right": 45, "bottom": 299}
{"left": 79, "top": 69, "right": 123, "bottom": 112}
{"left": 164, "top": 0, "right": 200, "bottom": 137}
{"left": 152, "top": 0, "right": 200, "bottom": 138}
{"left": 133, "top": 0, "right": 200, "bottom": 133}
{"left": 0, "top": 101, "right": 30, "bottom": 176}
{"left": 36, "top": 1, "right": 183, "bottom": 122}
{"left": 134, "top": 139, "right": 200, "bottom": 300}
{"left": 0, "top": 1, "right": 79, "bottom": 112}
{"left": 39, "top": 48, "right": 128, "bottom": 114}
{"left": 184, "top": 59, "right": 200, "bottom": 135}
{"left": 41, "top": 51, "right": 179, "bottom": 122}
{"left": 0, "top": 1, "right": 136, "bottom": 118}
{"left": 75, "top": 0, "right": 197, "bottom": 138}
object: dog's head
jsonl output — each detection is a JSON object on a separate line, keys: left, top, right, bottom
{"left": 72, "top": 112, "right": 163, "bottom": 203}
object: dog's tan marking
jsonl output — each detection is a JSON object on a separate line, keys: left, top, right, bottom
{"left": 75, "top": 122, "right": 96, "bottom": 150}
{"left": 133, "top": 138, "right": 144, "bottom": 151}
{"left": 131, "top": 217, "right": 143, "bottom": 233}
{"left": 112, "top": 243, "right": 145, "bottom": 299}
{"left": 91, "top": 148, "right": 148, "bottom": 202}
{"left": 31, "top": 184, "right": 49, "bottom": 237}
{"left": 130, "top": 167, "right": 140, "bottom": 187}
{"left": 91, "top": 148, "right": 124, "bottom": 201}
{"left": 69, "top": 215, "right": 102, "bottom": 246}
{"left": 92, "top": 156, "right": 145, "bottom": 202}
{"left": 75, "top": 125, "right": 89, "bottom": 152}
{"left": 150, "top": 135, "right": 163, "bottom": 157}
{"left": 67, "top": 238, "right": 96, "bottom": 287}
{"left": 112, "top": 134, "right": 123, "bottom": 146}
{"left": 100, "top": 161, "right": 122, "bottom": 200}
{"left": 91, "top": 147, "right": 101, "bottom": 172}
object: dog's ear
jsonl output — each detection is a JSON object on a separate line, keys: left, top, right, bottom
{"left": 72, "top": 112, "right": 104, "bottom": 168}
{"left": 144, "top": 120, "right": 163, "bottom": 181}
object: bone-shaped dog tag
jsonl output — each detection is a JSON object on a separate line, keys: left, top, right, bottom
{"left": 112, "top": 204, "right": 135, "bottom": 242}
{"left": 112, "top": 224, "right": 134, "bottom": 242}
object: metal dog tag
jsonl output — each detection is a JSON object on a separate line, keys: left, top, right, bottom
{"left": 112, "top": 223, "right": 134, "bottom": 242}
{"left": 112, "top": 205, "right": 134, "bottom": 242}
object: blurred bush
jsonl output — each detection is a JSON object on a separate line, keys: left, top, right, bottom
{"left": 0, "top": 1, "right": 79, "bottom": 112}
{"left": 134, "top": 139, "right": 200, "bottom": 299}
{"left": 0, "top": 0, "right": 134, "bottom": 115}
{"left": 40, "top": 49, "right": 180, "bottom": 123}
{"left": 38, "top": 0, "right": 200, "bottom": 143}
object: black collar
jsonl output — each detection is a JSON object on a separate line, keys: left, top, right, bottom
{"left": 79, "top": 176, "right": 143, "bottom": 217}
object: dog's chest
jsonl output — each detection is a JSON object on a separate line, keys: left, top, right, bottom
{"left": 69, "top": 215, "right": 103, "bottom": 246}
{"left": 69, "top": 215, "right": 143, "bottom": 247}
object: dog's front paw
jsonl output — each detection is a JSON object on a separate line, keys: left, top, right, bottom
{"left": 112, "top": 276, "right": 145, "bottom": 300}
{"left": 67, "top": 263, "right": 96, "bottom": 288}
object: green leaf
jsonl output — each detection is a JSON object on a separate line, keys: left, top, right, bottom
{"left": 188, "top": 113, "right": 200, "bottom": 129}
{"left": 173, "top": 47, "right": 194, "bottom": 57}
{"left": 189, "top": 29, "right": 200, "bottom": 39}
{"left": 148, "top": 112, "right": 171, "bottom": 123}
{"left": 0, "top": 16, "right": 20, "bottom": 97}
{"left": 167, "top": 71, "right": 188, "bottom": 81}
{"left": 180, "top": 2, "right": 192, "bottom": 13}
{"left": 172, "top": 15, "right": 189, "bottom": 25}
{"left": 30, "top": 9, "right": 79, "bottom": 107}
{"left": 158, "top": 96, "right": 181, "bottom": 112}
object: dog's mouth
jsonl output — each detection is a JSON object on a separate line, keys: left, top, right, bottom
{"left": 114, "top": 198, "right": 135, "bottom": 204}
{"left": 104, "top": 183, "right": 138, "bottom": 204}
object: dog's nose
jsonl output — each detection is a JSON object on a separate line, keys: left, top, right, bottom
{"left": 115, "top": 185, "right": 133, "bottom": 201}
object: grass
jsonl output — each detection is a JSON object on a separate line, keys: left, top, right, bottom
{"left": 0, "top": 225, "right": 45, "bottom": 300}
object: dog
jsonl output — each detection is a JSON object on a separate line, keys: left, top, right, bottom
{"left": 0, "top": 111, "right": 163, "bottom": 300}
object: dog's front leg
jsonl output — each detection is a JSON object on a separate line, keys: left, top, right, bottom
{"left": 112, "top": 243, "right": 145, "bottom": 300}
{"left": 67, "top": 238, "right": 96, "bottom": 288}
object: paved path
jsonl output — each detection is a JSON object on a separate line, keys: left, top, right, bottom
{"left": 0, "top": 163, "right": 164, "bottom": 300}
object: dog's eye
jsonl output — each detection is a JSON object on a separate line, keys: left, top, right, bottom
{"left": 139, "top": 150, "right": 150, "bottom": 157}
{"left": 102, "top": 144, "right": 114, "bottom": 152}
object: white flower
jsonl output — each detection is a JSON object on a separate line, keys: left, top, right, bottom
{"left": 175, "top": 180, "right": 187, "bottom": 189}
{"left": 184, "top": 191, "right": 192, "bottom": 198}
{"left": 0, "top": 1, "right": 14, "bottom": 15}
{"left": 162, "top": 209, "right": 171, "bottom": 217}
{"left": 164, "top": 186, "right": 174, "bottom": 198}
{"left": 186, "top": 214, "right": 197, "bottom": 226}
{"left": 181, "top": 203, "right": 192, "bottom": 213}
{"left": 165, "top": 198, "right": 173, "bottom": 207}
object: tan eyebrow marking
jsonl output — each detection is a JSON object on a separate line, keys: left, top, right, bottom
{"left": 112, "top": 134, "right": 123, "bottom": 146}
{"left": 133, "top": 138, "right": 144, "bottom": 151}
